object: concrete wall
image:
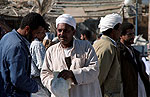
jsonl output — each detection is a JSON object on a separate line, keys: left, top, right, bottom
{"left": 0, "top": 0, "right": 7, "bottom": 3}
{"left": 56, "top": 0, "right": 122, "bottom": 1}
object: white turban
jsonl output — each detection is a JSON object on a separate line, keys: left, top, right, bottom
{"left": 56, "top": 14, "right": 76, "bottom": 29}
{"left": 98, "top": 13, "right": 122, "bottom": 32}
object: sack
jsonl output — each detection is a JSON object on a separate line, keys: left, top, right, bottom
{"left": 51, "top": 72, "right": 71, "bottom": 97}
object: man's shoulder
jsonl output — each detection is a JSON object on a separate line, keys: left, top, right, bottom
{"left": 74, "top": 39, "right": 95, "bottom": 53}
{"left": 0, "top": 31, "right": 25, "bottom": 51}
{"left": 30, "top": 40, "right": 42, "bottom": 47}
{"left": 75, "top": 39, "right": 91, "bottom": 46}
{"left": 1, "top": 31, "right": 14, "bottom": 40}
{"left": 46, "top": 42, "right": 59, "bottom": 51}
{"left": 1, "top": 30, "right": 20, "bottom": 42}
{"left": 116, "top": 41, "right": 126, "bottom": 50}
{"left": 93, "top": 38, "right": 113, "bottom": 48}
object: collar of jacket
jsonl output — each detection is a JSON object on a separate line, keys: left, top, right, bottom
{"left": 117, "top": 41, "right": 139, "bottom": 72}
{"left": 12, "top": 29, "right": 30, "bottom": 49}
{"left": 101, "top": 35, "right": 117, "bottom": 47}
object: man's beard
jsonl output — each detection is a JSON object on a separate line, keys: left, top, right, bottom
{"left": 58, "top": 35, "right": 67, "bottom": 42}
{"left": 24, "top": 31, "right": 33, "bottom": 43}
{"left": 125, "top": 38, "right": 134, "bottom": 45}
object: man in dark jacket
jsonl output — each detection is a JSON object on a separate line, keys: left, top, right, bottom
{"left": 0, "top": 12, "right": 47, "bottom": 97}
{"left": 117, "top": 22, "right": 150, "bottom": 97}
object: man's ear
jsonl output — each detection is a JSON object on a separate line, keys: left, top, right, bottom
{"left": 120, "top": 35, "right": 123, "bottom": 39}
{"left": 83, "top": 34, "right": 87, "bottom": 40}
{"left": 24, "top": 26, "right": 30, "bottom": 34}
{"left": 73, "top": 30, "right": 76, "bottom": 35}
{"left": 110, "top": 29, "right": 115, "bottom": 37}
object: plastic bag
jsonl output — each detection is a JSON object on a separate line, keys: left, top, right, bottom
{"left": 51, "top": 72, "right": 71, "bottom": 97}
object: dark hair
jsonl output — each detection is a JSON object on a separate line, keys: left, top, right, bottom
{"left": 70, "top": 26, "right": 74, "bottom": 31}
{"left": 98, "top": 33, "right": 103, "bottom": 38}
{"left": 102, "top": 28, "right": 112, "bottom": 36}
{"left": 81, "top": 30, "right": 92, "bottom": 40}
{"left": 113, "top": 23, "right": 120, "bottom": 30}
{"left": 121, "top": 22, "right": 134, "bottom": 35}
{"left": 20, "top": 12, "right": 46, "bottom": 30}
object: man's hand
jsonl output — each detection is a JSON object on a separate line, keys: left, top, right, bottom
{"left": 57, "top": 70, "right": 74, "bottom": 80}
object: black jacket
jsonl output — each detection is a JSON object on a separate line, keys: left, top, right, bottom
{"left": 117, "top": 41, "right": 150, "bottom": 97}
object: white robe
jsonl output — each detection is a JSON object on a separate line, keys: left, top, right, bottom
{"left": 40, "top": 39, "right": 102, "bottom": 97}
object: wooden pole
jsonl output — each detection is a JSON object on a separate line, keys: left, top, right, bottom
{"left": 135, "top": 0, "right": 138, "bottom": 36}
{"left": 148, "top": 0, "right": 150, "bottom": 41}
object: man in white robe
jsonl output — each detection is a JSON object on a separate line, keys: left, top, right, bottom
{"left": 40, "top": 14, "right": 102, "bottom": 97}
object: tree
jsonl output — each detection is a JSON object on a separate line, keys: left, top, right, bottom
{"left": 34, "top": 0, "right": 54, "bottom": 16}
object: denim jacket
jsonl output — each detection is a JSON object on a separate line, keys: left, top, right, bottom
{"left": 0, "top": 29, "right": 38, "bottom": 97}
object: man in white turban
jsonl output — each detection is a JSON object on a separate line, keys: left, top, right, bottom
{"left": 93, "top": 13, "right": 123, "bottom": 97}
{"left": 40, "top": 14, "right": 102, "bottom": 97}
{"left": 98, "top": 13, "right": 122, "bottom": 33}
{"left": 56, "top": 14, "right": 76, "bottom": 30}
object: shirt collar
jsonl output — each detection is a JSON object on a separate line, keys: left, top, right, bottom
{"left": 34, "top": 38, "right": 39, "bottom": 41}
{"left": 22, "top": 36, "right": 30, "bottom": 49}
{"left": 102, "top": 35, "right": 117, "bottom": 47}
{"left": 109, "top": 37, "right": 117, "bottom": 47}
{"left": 59, "top": 37, "right": 75, "bottom": 49}
{"left": 13, "top": 29, "right": 31, "bottom": 49}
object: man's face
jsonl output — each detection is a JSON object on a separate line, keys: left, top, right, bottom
{"left": 33, "top": 26, "right": 46, "bottom": 41}
{"left": 113, "top": 24, "right": 121, "bottom": 41}
{"left": 120, "top": 29, "right": 135, "bottom": 45}
{"left": 57, "top": 23, "right": 75, "bottom": 47}
{"left": 26, "top": 26, "right": 46, "bottom": 42}
{"left": 80, "top": 34, "right": 85, "bottom": 40}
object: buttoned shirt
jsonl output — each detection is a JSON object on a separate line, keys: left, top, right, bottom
{"left": 40, "top": 39, "right": 102, "bottom": 97}
{"left": 30, "top": 38, "right": 46, "bottom": 77}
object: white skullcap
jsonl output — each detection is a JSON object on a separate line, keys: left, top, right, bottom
{"left": 98, "top": 13, "right": 122, "bottom": 32}
{"left": 56, "top": 14, "right": 76, "bottom": 29}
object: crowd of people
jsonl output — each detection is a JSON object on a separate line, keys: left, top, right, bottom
{"left": 0, "top": 12, "right": 150, "bottom": 97}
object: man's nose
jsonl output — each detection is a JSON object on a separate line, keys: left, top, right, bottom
{"left": 60, "top": 30, "right": 65, "bottom": 35}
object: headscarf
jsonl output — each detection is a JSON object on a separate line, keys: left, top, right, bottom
{"left": 56, "top": 14, "right": 76, "bottom": 29}
{"left": 98, "top": 13, "right": 122, "bottom": 33}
